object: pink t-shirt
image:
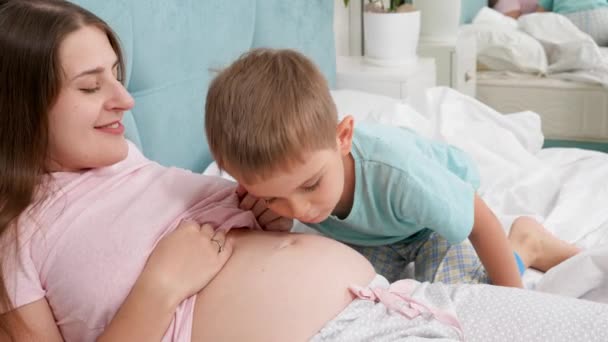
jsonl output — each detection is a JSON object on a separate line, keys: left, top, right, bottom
{"left": 494, "top": 0, "right": 539, "bottom": 14}
{"left": 1, "top": 142, "right": 259, "bottom": 341}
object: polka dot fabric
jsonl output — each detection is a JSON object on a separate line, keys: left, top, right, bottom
{"left": 310, "top": 275, "right": 608, "bottom": 341}
{"left": 450, "top": 283, "right": 608, "bottom": 342}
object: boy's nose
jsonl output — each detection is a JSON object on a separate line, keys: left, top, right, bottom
{"left": 289, "top": 199, "right": 310, "bottom": 221}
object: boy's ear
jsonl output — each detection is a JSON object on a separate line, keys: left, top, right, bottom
{"left": 336, "top": 115, "right": 354, "bottom": 156}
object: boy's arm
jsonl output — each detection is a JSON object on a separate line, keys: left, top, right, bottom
{"left": 468, "top": 194, "right": 524, "bottom": 288}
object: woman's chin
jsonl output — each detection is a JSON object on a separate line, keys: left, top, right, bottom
{"left": 97, "top": 138, "right": 129, "bottom": 167}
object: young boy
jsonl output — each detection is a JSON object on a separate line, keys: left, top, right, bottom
{"left": 205, "top": 48, "right": 580, "bottom": 286}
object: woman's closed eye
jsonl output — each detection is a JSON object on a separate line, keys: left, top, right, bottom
{"left": 80, "top": 86, "right": 100, "bottom": 94}
{"left": 79, "top": 70, "right": 121, "bottom": 94}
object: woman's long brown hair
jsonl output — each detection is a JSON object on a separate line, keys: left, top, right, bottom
{"left": 0, "top": 0, "right": 125, "bottom": 339}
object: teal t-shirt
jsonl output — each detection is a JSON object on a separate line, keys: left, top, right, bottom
{"left": 309, "top": 124, "right": 480, "bottom": 247}
{"left": 538, "top": 0, "right": 608, "bottom": 14}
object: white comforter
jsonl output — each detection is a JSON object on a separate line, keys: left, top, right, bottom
{"left": 205, "top": 87, "right": 608, "bottom": 303}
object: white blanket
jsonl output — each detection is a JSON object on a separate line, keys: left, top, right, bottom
{"left": 204, "top": 87, "right": 608, "bottom": 302}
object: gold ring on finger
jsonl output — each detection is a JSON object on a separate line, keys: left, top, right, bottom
{"left": 210, "top": 238, "right": 224, "bottom": 253}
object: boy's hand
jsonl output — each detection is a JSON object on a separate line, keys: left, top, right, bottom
{"left": 236, "top": 185, "right": 293, "bottom": 232}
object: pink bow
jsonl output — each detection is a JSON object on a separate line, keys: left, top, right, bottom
{"left": 349, "top": 279, "right": 465, "bottom": 340}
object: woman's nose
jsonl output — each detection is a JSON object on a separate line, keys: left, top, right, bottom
{"left": 106, "top": 81, "right": 135, "bottom": 112}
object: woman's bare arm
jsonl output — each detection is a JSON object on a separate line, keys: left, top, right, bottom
{"left": 97, "top": 275, "right": 180, "bottom": 341}
{"left": 4, "top": 299, "right": 63, "bottom": 342}
{"left": 7, "top": 284, "right": 178, "bottom": 342}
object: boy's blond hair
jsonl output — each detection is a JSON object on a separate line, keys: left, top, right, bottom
{"left": 205, "top": 48, "right": 338, "bottom": 183}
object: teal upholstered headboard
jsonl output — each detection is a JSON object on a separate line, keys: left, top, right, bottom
{"left": 461, "top": 0, "right": 488, "bottom": 23}
{"left": 70, "top": 0, "right": 336, "bottom": 172}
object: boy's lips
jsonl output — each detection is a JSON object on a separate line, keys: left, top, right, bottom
{"left": 303, "top": 211, "right": 328, "bottom": 223}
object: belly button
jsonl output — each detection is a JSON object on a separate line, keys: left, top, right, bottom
{"left": 276, "top": 238, "right": 296, "bottom": 249}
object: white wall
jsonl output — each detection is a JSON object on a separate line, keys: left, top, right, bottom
{"left": 334, "top": 0, "right": 362, "bottom": 56}
{"left": 334, "top": 0, "right": 349, "bottom": 56}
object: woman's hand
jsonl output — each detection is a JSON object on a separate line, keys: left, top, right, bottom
{"left": 100, "top": 221, "right": 231, "bottom": 341}
{"left": 137, "top": 221, "right": 233, "bottom": 307}
{"left": 236, "top": 184, "right": 293, "bottom": 232}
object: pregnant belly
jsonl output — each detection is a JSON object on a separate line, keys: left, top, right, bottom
{"left": 191, "top": 230, "right": 375, "bottom": 342}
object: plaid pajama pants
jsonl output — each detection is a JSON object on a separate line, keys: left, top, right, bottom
{"left": 348, "top": 231, "right": 489, "bottom": 284}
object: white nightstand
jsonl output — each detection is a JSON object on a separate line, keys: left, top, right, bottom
{"left": 417, "top": 34, "right": 477, "bottom": 97}
{"left": 336, "top": 56, "right": 436, "bottom": 112}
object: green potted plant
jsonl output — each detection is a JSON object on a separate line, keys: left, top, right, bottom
{"left": 344, "top": 0, "right": 421, "bottom": 67}
{"left": 343, "top": 0, "right": 409, "bottom": 12}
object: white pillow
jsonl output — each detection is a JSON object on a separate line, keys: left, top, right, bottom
{"left": 461, "top": 23, "right": 548, "bottom": 74}
{"left": 472, "top": 6, "right": 518, "bottom": 30}
{"left": 518, "top": 13, "right": 605, "bottom": 74}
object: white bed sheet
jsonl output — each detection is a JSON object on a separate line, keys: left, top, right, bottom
{"left": 204, "top": 87, "right": 608, "bottom": 303}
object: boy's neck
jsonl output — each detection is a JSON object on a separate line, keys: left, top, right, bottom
{"left": 332, "top": 152, "right": 355, "bottom": 219}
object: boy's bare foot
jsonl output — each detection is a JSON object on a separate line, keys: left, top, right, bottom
{"left": 508, "top": 217, "right": 581, "bottom": 272}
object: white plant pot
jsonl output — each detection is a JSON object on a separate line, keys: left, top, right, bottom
{"left": 413, "top": 0, "right": 462, "bottom": 44}
{"left": 363, "top": 10, "right": 420, "bottom": 67}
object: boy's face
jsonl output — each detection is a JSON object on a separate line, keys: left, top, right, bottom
{"left": 236, "top": 117, "right": 354, "bottom": 224}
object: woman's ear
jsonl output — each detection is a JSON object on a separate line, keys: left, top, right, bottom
{"left": 336, "top": 115, "right": 354, "bottom": 156}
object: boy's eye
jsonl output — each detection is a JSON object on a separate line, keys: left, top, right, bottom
{"left": 264, "top": 197, "right": 276, "bottom": 204}
{"left": 303, "top": 179, "right": 321, "bottom": 192}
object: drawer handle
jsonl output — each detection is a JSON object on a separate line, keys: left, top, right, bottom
{"left": 465, "top": 71, "right": 474, "bottom": 82}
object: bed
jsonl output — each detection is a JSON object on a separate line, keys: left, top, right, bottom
{"left": 461, "top": 0, "right": 608, "bottom": 149}
{"left": 75, "top": 0, "right": 607, "bottom": 313}
{"left": 476, "top": 72, "right": 608, "bottom": 144}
